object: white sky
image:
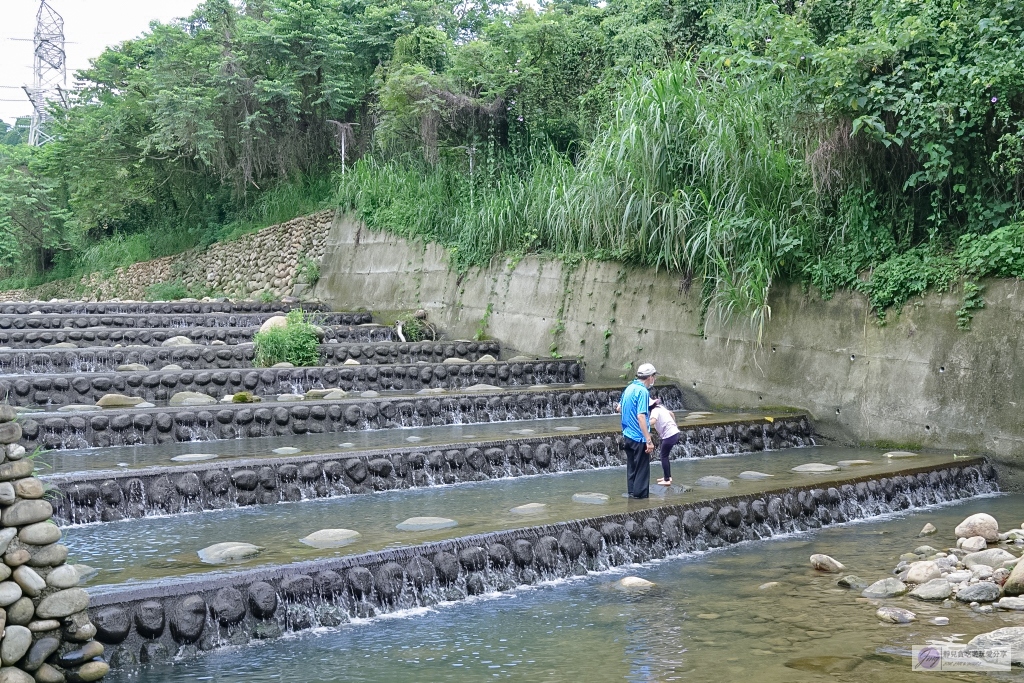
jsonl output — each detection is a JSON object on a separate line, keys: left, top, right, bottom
{"left": 0, "top": 0, "right": 203, "bottom": 126}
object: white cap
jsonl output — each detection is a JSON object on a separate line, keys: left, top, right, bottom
{"left": 636, "top": 363, "right": 657, "bottom": 378}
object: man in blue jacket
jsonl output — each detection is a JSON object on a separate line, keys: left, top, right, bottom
{"left": 620, "top": 363, "right": 657, "bottom": 498}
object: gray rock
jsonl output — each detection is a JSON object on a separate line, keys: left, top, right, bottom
{"left": 876, "top": 606, "right": 916, "bottom": 623}
{"left": 862, "top": 578, "right": 908, "bottom": 598}
{"left": 19, "top": 522, "right": 60, "bottom": 545}
{"left": 955, "top": 581, "right": 1000, "bottom": 603}
{"left": 161, "top": 336, "right": 194, "bottom": 347}
{"left": 694, "top": 475, "right": 732, "bottom": 487}
{"left": 810, "top": 554, "right": 845, "bottom": 572}
{"left": 738, "top": 471, "right": 774, "bottom": 480}
{"left": 396, "top": 517, "right": 457, "bottom": 531}
{"left": 161, "top": 365, "right": 183, "bottom": 371}
{"left": 169, "top": 391, "right": 216, "bottom": 406}
{"left": 0, "top": 625, "right": 31, "bottom": 665}
{"left": 12, "top": 567, "right": 45, "bottom": 597}
{"left": 96, "top": 393, "right": 144, "bottom": 408}
{"left": 791, "top": 463, "right": 839, "bottom": 473}
{"left": 571, "top": 492, "right": 609, "bottom": 504}
{"left": 963, "top": 548, "right": 1016, "bottom": 569}
{"left": 836, "top": 575, "right": 868, "bottom": 589}
{"left": 1, "top": 499, "right": 53, "bottom": 527}
{"left": 6, "top": 598, "right": 32, "bottom": 625}
{"left": 14, "top": 478, "right": 44, "bottom": 499}
{"left": 0, "top": 485, "right": 13, "bottom": 506}
{"left": 116, "top": 363, "right": 148, "bottom": 372}
{"left": 35, "top": 587, "right": 90, "bottom": 619}
{"left": 997, "top": 597, "right": 1024, "bottom": 611}
{"left": 909, "top": 579, "right": 953, "bottom": 601}
{"left": 966, "top": 627, "right": 1024, "bottom": 666}
{"left": 300, "top": 529, "right": 360, "bottom": 548}
{"left": 276, "top": 393, "right": 304, "bottom": 402}
{"left": 57, "top": 404, "right": 101, "bottom": 412}
{"left": 955, "top": 513, "right": 999, "bottom": 541}
{"left": 46, "top": 564, "right": 79, "bottom": 589}
{"left": 197, "top": 542, "right": 263, "bottom": 564}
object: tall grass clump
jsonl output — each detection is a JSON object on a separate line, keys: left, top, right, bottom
{"left": 339, "top": 61, "right": 816, "bottom": 336}
{"left": 253, "top": 309, "right": 321, "bottom": 367}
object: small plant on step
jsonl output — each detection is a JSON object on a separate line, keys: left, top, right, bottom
{"left": 253, "top": 309, "right": 321, "bottom": 367}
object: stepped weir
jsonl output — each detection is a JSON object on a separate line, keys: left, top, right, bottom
{"left": 0, "top": 298, "right": 1004, "bottom": 681}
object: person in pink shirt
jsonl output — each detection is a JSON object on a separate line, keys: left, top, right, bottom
{"left": 648, "top": 399, "right": 680, "bottom": 485}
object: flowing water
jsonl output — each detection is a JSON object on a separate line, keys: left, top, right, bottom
{"left": 68, "top": 447, "right": 959, "bottom": 587}
{"left": 100, "top": 493, "right": 1022, "bottom": 683}
{"left": 42, "top": 411, "right": 782, "bottom": 473}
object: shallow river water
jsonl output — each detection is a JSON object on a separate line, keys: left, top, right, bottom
{"left": 103, "top": 494, "right": 1022, "bottom": 682}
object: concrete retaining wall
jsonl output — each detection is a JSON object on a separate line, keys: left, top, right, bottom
{"left": 1, "top": 357, "right": 577, "bottom": 407}
{"left": 18, "top": 384, "right": 682, "bottom": 451}
{"left": 86, "top": 459, "right": 996, "bottom": 669}
{"left": 316, "top": 215, "right": 1024, "bottom": 488}
{"left": 48, "top": 415, "right": 811, "bottom": 524}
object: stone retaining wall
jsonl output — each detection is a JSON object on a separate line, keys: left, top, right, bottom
{"left": 1, "top": 358, "right": 579, "bottom": 408}
{"left": 17, "top": 385, "right": 685, "bottom": 451}
{"left": 0, "top": 324, "right": 392, "bottom": 350}
{"left": 0, "top": 302, "right": 328, "bottom": 316}
{"left": 0, "top": 340, "right": 500, "bottom": 375}
{"left": 86, "top": 459, "right": 996, "bottom": 670}
{"left": 0, "top": 311, "right": 364, "bottom": 331}
{"left": 48, "top": 416, "right": 813, "bottom": 524}
{"left": 0, "top": 211, "right": 334, "bottom": 303}
{"left": 0, "top": 407, "right": 109, "bottom": 682}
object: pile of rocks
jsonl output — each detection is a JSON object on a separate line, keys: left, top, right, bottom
{"left": 0, "top": 210, "right": 332, "bottom": 303}
{"left": 812, "top": 510, "right": 1024, "bottom": 664}
{"left": 0, "top": 406, "right": 107, "bottom": 683}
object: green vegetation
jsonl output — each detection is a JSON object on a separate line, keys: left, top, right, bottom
{"left": 394, "top": 312, "right": 436, "bottom": 342}
{"left": 253, "top": 309, "right": 321, "bottom": 367}
{"left": 1, "top": 0, "right": 1023, "bottom": 328}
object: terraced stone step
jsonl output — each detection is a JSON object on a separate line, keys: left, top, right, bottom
{"left": 47, "top": 413, "right": 811, "bottom": 523}
{"left": 0, "top": 340, "right": 501, "bottom": 374}
{"left": 18, "top": 384, "right": 685, "bottom": 450}
{"left": 0, "top": 311, "right": 368, "bottom": 330}
{"left": 2, "top": 357, "right": 576, "bottom": 407}
{"left": 82, "top": 458, "right": 996, "bottom": 668}
{"left": 0, "top": 324, "right": 393, "bottom": 349}
{"left": 0, "top": 301, "right": 330, "bottom": 316}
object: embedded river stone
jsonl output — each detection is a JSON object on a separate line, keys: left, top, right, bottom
{"left": 967, "top": 628, "right": 1024, "bottom": 666}
{"left": 615, "top": 577, "right": 655, "bottom": 590}
{"left": 510, "top": 503, "right": 547, "bottom": 515}
{"left": 18, "top": 522, "right": 61, "bottom": 546}
{"left": 300, "top": 529, "right": 361, "bottom": 548}
{"left": 836, "top": 460, "right": 872, "bottom": 467}
{"left": 694, "top": 476, "right": 731, "bottom": 487}
{"left": 2, "top": 500, "right": 53, "bottom": 527}
{"left": 884, "top": 451, "right": 919, "bottom": 459}
{"left": 272, "top": 447, "right": 301, "bottom": 455}
{"left": 96, "top": 393, "right": 145, "bottom": 408}
{"left": 171, "top": 454, "right": 218, "bottom": 462}
{"left": 396, "top": 517, "right": 457, "bottom": 531}
{"left": 169, "top": 391, "right": 216, "bottom": 406}
{"left": 791, "top": 463, "right": 839, "bottom": 473}
{"left": 197, "top": 542, "right": 264, "bottom": 564}
{"left": 571, "top": 492, "right": 609, "bottom": 504}
{"left": 963, "top": 548, "right": 1016, "bottom": 569}
{"left": 810, "top": 554, "right": 845, "bottom": 572}
{"left": 738, "top": 471, "right": 773, "bottom": 480}
{"left": 45, "top": 565, "right": 79, "bottom": 589}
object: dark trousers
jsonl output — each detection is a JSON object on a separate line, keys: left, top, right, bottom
{"left": 659, "top": 433, "right": 681, "bottom": 480}
{"left": 624, "top": 437, "right": 650, "bottom": 498}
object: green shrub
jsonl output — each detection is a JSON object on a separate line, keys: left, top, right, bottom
{"left": 297, "top": 255, "right": 320, "bottom": 285}
{"left": 395, "top": 313, "right": 436, "bottom": 342}
{"left": 253, "top": 309, "right": 321, "bottom": 367}
{"left": 145, "top": 280, "right": 191, "bottom": 301}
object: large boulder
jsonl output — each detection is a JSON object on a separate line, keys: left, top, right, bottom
{"left": 259, "top": 316, "right": 288, "bottom": 333}
{"left": 966, "top": 628, "right": 1024, "bottom": 666}
{"left": 955, "top": 513, "right": 999, "bottom": 542}
{"left": 963, "top": 548, "right": 1017, "bottom": 569}
{"left": 1003, "top": 558, "right": 1024, "bottom": 596}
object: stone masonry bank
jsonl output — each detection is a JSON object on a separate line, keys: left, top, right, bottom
{"left": 0, "top": 407, "right": 107, "bottom": 683}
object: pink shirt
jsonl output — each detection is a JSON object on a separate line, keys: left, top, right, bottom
{"left": 649, "top": 406, "right": 680, "bottom": 440}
